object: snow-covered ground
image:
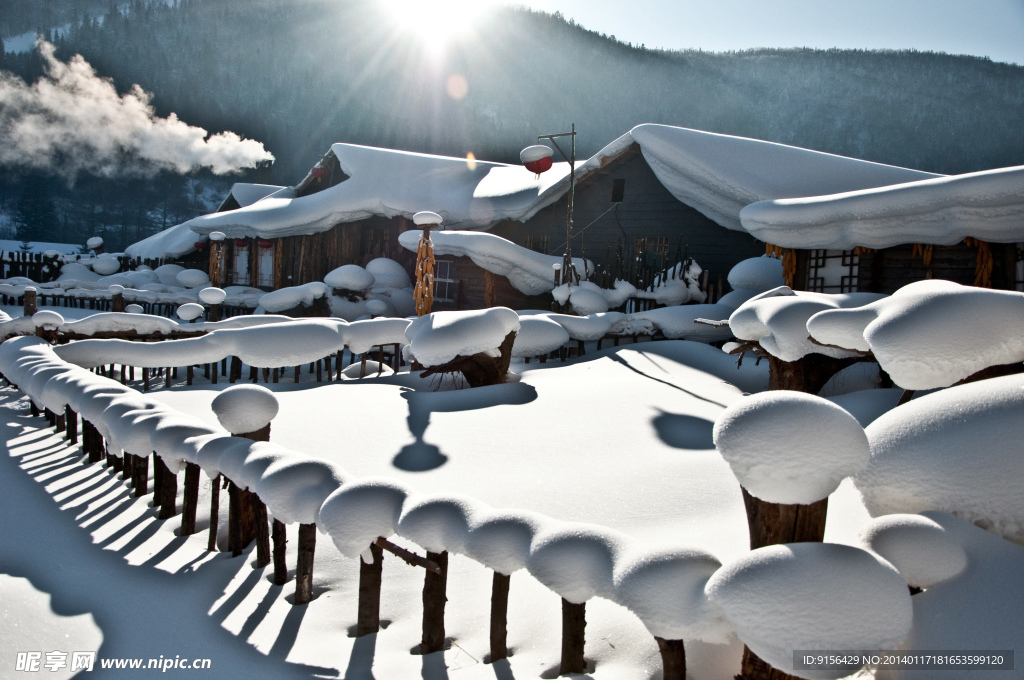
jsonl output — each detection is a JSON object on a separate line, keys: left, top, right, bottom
{"left": 1, "top": 303, "right": 1022, "bottom": 679}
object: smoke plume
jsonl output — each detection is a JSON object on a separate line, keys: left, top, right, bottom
{"left": 0, "top": 41, "right": 274, "bottom": 180}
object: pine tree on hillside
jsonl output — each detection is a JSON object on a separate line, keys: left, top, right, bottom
{"left": 13, "top": 182, "right": 60, "bottom": 243}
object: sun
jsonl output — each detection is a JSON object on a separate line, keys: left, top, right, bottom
{"left": 381, "top": 0, "right": 492, "bottom": 48}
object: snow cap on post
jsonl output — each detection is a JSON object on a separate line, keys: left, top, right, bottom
{"left": 92, "top": 254, "right": 121, "bottom": 275}
{"left": 713, "top": 391, "right": 869, "bottom": 504}
{"left": 211, "top": 384, "right": 279, "bottom": 435}
{"left": 198, "top": 287, "right": 227, "bottom": 305}
{"left": 209, "top": 231, "right": 226, "bottom": 242}
{"left": 324, "top": 264, "right": 375, "bottom": 291}
{"left": 32, "top": 310, "right": 64, "bottom": 331}
{"left": 86, "top": 236, "right": 104, "bottom": 251}
{"left": 107, "top": 284, "right": 125, "bottom": 296}
{"left": 125, "top": 304, "right": 144, "bottom": 314}
{"left": 176, "top": 303, "right": 205, "bottom": 321}
{"left": 527, "top": 523, "right": 629, "bottom": 603}
{"left": 176, "top": 269, "right": 211, "bottom": 288}
{"left": 318, "top": 478, "right": 411, "bottom": 557}
{"left": 614, "top": 547, "right": 731, "bottom": 643}
{"left": 413, "top": 211, "right": 443, "bottom": 226}
{"left": 858, "top": 513, "right": 967, "bottom": 589}
{"left": 706, "top": 543, "right": 913, "bottom": 679}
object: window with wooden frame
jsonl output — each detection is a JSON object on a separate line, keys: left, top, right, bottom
{"left": 611, "top": 178, "right": 626, "bottom": 203}
{"left": 634, "top": 236, "right": 669, "bottom": 258}
{"left": 807, "top": 249, "right": 860, "bottom": 293}
{"left": 231, "top": 240, "right": 250, "bottom": 285}
{"left": 255, "top": 240, "right": 275, "bottom": 287}
{"left": 434, "top": 259, "right": 456, "bottom": 302}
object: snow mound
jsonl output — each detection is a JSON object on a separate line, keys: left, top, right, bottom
{"left": 614, "top": 547, "right": 730, "bottom": 643}
{"left": 32, "top": 310, "right": 64, "bottom": 330}
{"left": 727, "top": 256, "right": 784, "bottom": 292}
{"left": 397, "top": 495, "right": 484, "bottom": 554}
{"left": 342, "top": 318, "right": 411, "bottom": 355}
{"left": 324, "top": 264, "right": 375, "bottom": 292}
{"left": 176, "top": 303, "right": 204, "bottom": 321}
{"left": 176, "top": 269, "right": 210, "bottom": 288}
{"left": 258, "top": 282, "right": 328, "bottom": 313}
{"left": 256, "top": 458, "right": 348, "bottom": 525}
{"left": 858, "top": 514, "right": 967, "bottom": 588}
{"left": 465, "top": 510, "right": 544, "bottom": 576}
{"left": 855, "top": 373, "right": 1024, "bottom": 544}
{"left": 706, "top": 543, "right": 913, "bottom": 679}
{"left": 713, "top": 390, "right": 870, "bottom": 504}
{"left": 339, "top": 360, "right": 394, "bottom": 379}
{"left": 92, "top": 254, "right": 121, "bottom": 275}
{"left": 729, "top": 287, "right": 884, "bottom": 361}
{"left": 836, "top": 280, "right": 1024, "bottom": 390}
{"left": 318, "top": 479, "right": 411, "bottom": 558}
{"left": 366, "top": 258, "right": 412, "bottom": 290}
{"left": 527, "top": 524, "right": 630, "bottom": 603}
{"left": 511, "top": 316, "right": 569, "bottom": 358}
{"left": 198, "top": 287, "right": 227, "bottom": 305}
{"left": 211, "top": 385, "right": 279, "bottom": 434}
{"left": 406, "top": 307, "right": 519, "bottom": 367}
{"left": 399, "top": 230, "right": 591, "bottom": 296}
{"left": 631, "top": 303, "right": 737, "bottom": 342}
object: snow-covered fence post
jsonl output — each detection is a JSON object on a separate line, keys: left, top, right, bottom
{"left": 153, "top": 451, "right": 177, "bottom": 520}
{"left": 713, "top": 391, "right": 870, "bottom": 680}
{"left": 490, "top": 572, "right": 510, "bottom": 661}
{"left": 199, "top": 287, "right": 226, "bottom": 323}
{"left": 207, "top": 474, "right": 222, "bottom": 552}
{"left": 211, "top": 386, "right": 277, "bottom": 566}
{"left": 180, "top": 461, "right": 201, "bottom": 536}
{"left": 421, "top": 550, "right": 449, "bottom": 654}
{"left": 560, "top": 599, "right": 586, "bottom": 675}
{"left": 295, "top": 524, "right": 317, "bottom": 605}
{"left": 356, "top": 542, "right": 384, "bottom": 636}
{"left": 110, "top": 285, "right": 125, "bottom": 313}
{"left": 208, "top": 232, "right": 226, "bottom": 288}
{"left": 64, "top": 405, "right": 78, "bottom": 444}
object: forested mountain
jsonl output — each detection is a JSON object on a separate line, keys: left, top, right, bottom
{"left": 2, "top": 0, "right": 1023, "bottom": 250}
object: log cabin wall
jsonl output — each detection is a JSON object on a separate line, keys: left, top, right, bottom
{"left": 489, "top": 144, "right": 764, "bottom": 290}
{"left": 276, "top": 216, "right": 417, "bottom": 288}
{"left": 855, "top": 242, "right": 1019, "bottom": 293}
{"left": 432, "top": 255, "right": 553, "bottom": 311}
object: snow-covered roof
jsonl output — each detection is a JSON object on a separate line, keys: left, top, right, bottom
{"left": 124, "top": 222, "right": 201, "bottom": 260}
{"left": 739, "top": 164, "right": 1024, "bottom": 248}
{"left": 129, "top": 124, "right": 958, "bottom": 257}
{"left": 222, "top": 183, "right": 287, "bottom": 210}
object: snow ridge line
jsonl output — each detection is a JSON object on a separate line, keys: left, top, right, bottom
{"left": 0, "top": 335, "right": 731, "bottom": 643}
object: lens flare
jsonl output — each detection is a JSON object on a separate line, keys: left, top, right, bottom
{"left": 465, "top": 152, "right": 477, "bottom": 171}
{"left": 446, "top": 73, "right": 469, "bottom": 100}
{"left": 382, "top": 0, "right": 491, "bottom": 49}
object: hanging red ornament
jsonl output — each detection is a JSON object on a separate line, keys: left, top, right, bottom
{"left": 234, "top": 238, "right": 249, "bottom": 248}
{"left": 524, "top": 156, "right": 553, "bottom": 174}
{"left": 258, "top": 239, "right": 274, "bottom": 249}
{"left": 194, "top": 241, "right": 207, "bottom": 250}
{"left": 311, "top": 165, "right": 330, "bottom": 179}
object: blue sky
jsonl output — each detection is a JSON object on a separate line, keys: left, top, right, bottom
{"left": 506, "top": 0, "right": 1024, "bottom": 66}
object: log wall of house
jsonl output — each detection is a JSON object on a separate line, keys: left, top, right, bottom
{"left": 489, "top": 145, "right": 764, "bottom": 289}
{"left": 275, "top": 216, "right": 417, "bottom": 287}
{"left": 433, "top": 255, "right": 552, "bottom": 312}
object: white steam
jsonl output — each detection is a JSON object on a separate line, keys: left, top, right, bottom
{"left": 0, "top": 41, "right": 274, "bottom": 179}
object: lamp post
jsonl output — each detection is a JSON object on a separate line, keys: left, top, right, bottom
{"left": 521, "top": 124, "right": 577, "bottom": 287}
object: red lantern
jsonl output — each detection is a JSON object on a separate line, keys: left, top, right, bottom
{"left": 311, "top": 165, "right": 330, "bottom": 179}
{"left": 258, "top": 239, "right": 274, "bottom": 249}
{"left": 524, "top": 156, "right": 553, "bottom": 174}
{"left": 194, "top": 241, "right": 207, "bottom": 250}
{"left": 234, "top": 238, "right": 248, "bottom": 248}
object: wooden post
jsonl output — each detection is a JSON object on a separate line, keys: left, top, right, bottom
{"left": 186, "top": 365, "right": 193, "bottom": 386}
{"left": 230, "top": 356, "right": 242, "bottom": 383}
{"left": 65, "top": 405, "right": 78, "bottom": 444}
{"left": 356, "top": 542, "right": 384, "bottom": 636}
{"left": 490, "top": 571, "right": 511, "bottom": 662}
{"left": 251, "top": 495, "right": 271, "bottom": 568}
{"left": 124, "top": 453, "right": 134, "bottom": 483}
{"left": 130, "top": 453, "right": 148, "bottom": 496}
{"left": 420, "top": 550, "right": 449, "bottom": 654}
{"left": 560, "top": 599, "right": 586, "bottom": 675}
{"left": 208, "top": 473, "right": 221, "bottom": 552}
{"left": 655, "top": 637, "right": 686, "bottom": 680}
{"left": 112, "top": 291, "right": 125, "bottom": 313}
{"left": 54, "top": 410, "right": 65, "bottom": 433}
{"left": 228, "top": 481, "right": 256, "bottom": 556}
{"left": 742, "top": 488, "right": 828, "bottom": 550}
{"left": 154, "top": 454, "right": 177, "bottom": 520}
{"left": 180, "top": 462, "right": 201, "bottom": 535}
{"left": 272, "top": 519, "right": 288, "bottom": 585}
{"left": 23, "top": 287, "right": 37, "bottom": 316}
{"left": 294, "top": 523, "right": 317, "bottom": 605}
{"left": 142, "top": 367, "right": 150, "bottom": 392}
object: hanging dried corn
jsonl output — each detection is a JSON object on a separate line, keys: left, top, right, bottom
{"left": 765, "top": 243, "right": 784, "bottom": 259}
{"left": 967, "top": 238, "right": 994, "bottom": 288}
{"left": 412, "top": 212, "right": 443, "bottom": 316}
{"left": 781, "top": 249, "right": 797, "bottom": 288}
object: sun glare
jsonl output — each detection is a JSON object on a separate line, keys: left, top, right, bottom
{"left": 382, "top": 0, "right": 492, "bottom": 48}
